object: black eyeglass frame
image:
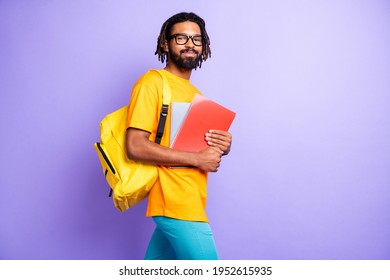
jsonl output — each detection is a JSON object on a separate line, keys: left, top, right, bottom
{"left": 169, "top": 33, "right": 204, "bottom": 46}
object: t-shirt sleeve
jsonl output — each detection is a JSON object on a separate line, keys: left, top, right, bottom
{"left": 126, "top": 74, "right": 161, "bottom": 136}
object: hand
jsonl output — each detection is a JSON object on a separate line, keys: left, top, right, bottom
{"left": 195, "top": 146, "right": 223, "bottom": 172}
{"left": 205, "top": 130, "right": 232, "bottom": 155}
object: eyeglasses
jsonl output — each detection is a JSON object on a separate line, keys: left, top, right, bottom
{"left": 169, "top": 34, "right": 203, "bottom": 46}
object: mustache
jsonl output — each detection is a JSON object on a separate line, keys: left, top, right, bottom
{"left": 180, "top": 48, "right": 199, "bottom": 55}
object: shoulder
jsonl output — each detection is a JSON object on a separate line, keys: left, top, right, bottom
{"left": 136, "top": 69, "right": 164, "bottom": 89}
{"left": 130, "top": 70, "right": 165, "bottom": 103}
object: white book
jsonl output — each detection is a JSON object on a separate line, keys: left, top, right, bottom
{"left": 170, "top": 102, "right": 191, "bottom": 146}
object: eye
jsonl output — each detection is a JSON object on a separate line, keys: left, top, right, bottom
{"left": 193, "top": 36, "right": 203, "bottom": 43}
{"left": 176, "top": 35, "right": 187, "bottom": 43}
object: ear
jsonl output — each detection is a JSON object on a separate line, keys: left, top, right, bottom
{"left": 162, "top": 40, "right": 169, "bottom": 53}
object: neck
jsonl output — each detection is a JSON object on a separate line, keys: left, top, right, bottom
{"left": 164, "top": 63, "right": 192, "bottom": 80}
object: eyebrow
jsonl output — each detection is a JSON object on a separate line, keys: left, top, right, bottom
{"left": 172, "top": 33, "right": 202, "bottom": 36}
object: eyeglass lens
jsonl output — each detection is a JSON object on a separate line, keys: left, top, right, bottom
{"left": 174, "top": 34, "right": 203, "bottom": 46}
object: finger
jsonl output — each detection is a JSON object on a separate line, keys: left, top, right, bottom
{"left": 206, "top": 141, "right": 225, "bottom": 152}
{"left": 207, "top": 132, "right": 232, "bottom": 144}
{"left": 207, "top": 137, "right": 231, "bottom": 151}
{"left": 209, "top": 130, "right": 232, "bottom": 137}
{"left": 205, "top": 133, "right": 231, "bottom": 144}
{"left": 212, "top": 146, "right": 224, "bottom": 155}
{"left": 208, "top": 129, "right": 226, "bottom": 135}
{"left": 207, "top": 130, "right": 226, "bottom": 139}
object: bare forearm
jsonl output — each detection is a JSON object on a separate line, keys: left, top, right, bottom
{"left": 127, "top": 138, "right": 197, "bottom": 167}
{"left": 126, "top": 128, "right": 223, "bottom": 172}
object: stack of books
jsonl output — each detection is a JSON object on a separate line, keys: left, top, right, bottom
{"left": 170, "top": 94, "right": 236, "bottom": 152}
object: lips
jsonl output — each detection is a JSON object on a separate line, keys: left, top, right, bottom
{"left": 181, "top": 49, "right": 198, "bottom": 57}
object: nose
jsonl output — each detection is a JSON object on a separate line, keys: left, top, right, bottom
{"left": 185, "top": 36, "right": 195, "bottom": 47}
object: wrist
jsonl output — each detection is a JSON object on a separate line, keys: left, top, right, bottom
{"left": 186, "top": 152, "right": 199, "bottom": 168}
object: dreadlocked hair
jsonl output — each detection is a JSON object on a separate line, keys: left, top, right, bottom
{"left": 155, "top": 12, "right": 211, "bottom": 68}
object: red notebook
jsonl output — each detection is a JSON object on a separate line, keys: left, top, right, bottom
{"left": 170, "top": 94, "right": 236, "bottom": 152}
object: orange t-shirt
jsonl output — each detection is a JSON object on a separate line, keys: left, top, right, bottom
{"left": 127, "top": 69, "right": 209, "bottom": 222}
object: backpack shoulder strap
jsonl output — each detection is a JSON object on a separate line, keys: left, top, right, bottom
{"left": 155, "top": 69, "right": 171, "bottom": 105}
{"left": 152, "top": 69, "right": 172, "bottom": 144}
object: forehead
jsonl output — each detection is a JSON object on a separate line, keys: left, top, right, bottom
{"left": 170, "top": 21, "right": 201, "bottom": 35}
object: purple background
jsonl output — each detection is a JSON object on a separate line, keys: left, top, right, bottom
{"left": 1, "top": 0, "right": 389, "bottom": 260}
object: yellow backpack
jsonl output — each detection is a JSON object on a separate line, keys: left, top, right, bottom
{"left": 94, "top": 70, "right": 171, "bottom": 212}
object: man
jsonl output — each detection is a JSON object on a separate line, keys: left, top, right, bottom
{"left": 126, "top": 12, "right": 232, "bottom": 260}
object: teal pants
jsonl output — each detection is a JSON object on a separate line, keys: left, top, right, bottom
{"left": 144, "top": 216, "right": 219, "bottom": 260}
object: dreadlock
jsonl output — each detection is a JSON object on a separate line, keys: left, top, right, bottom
{"left": 155, "top": 12, "right": 211, "bottom": 68}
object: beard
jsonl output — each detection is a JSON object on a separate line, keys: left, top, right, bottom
{"left": 168, "top": 48, "right": 202, "bottom": 70}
